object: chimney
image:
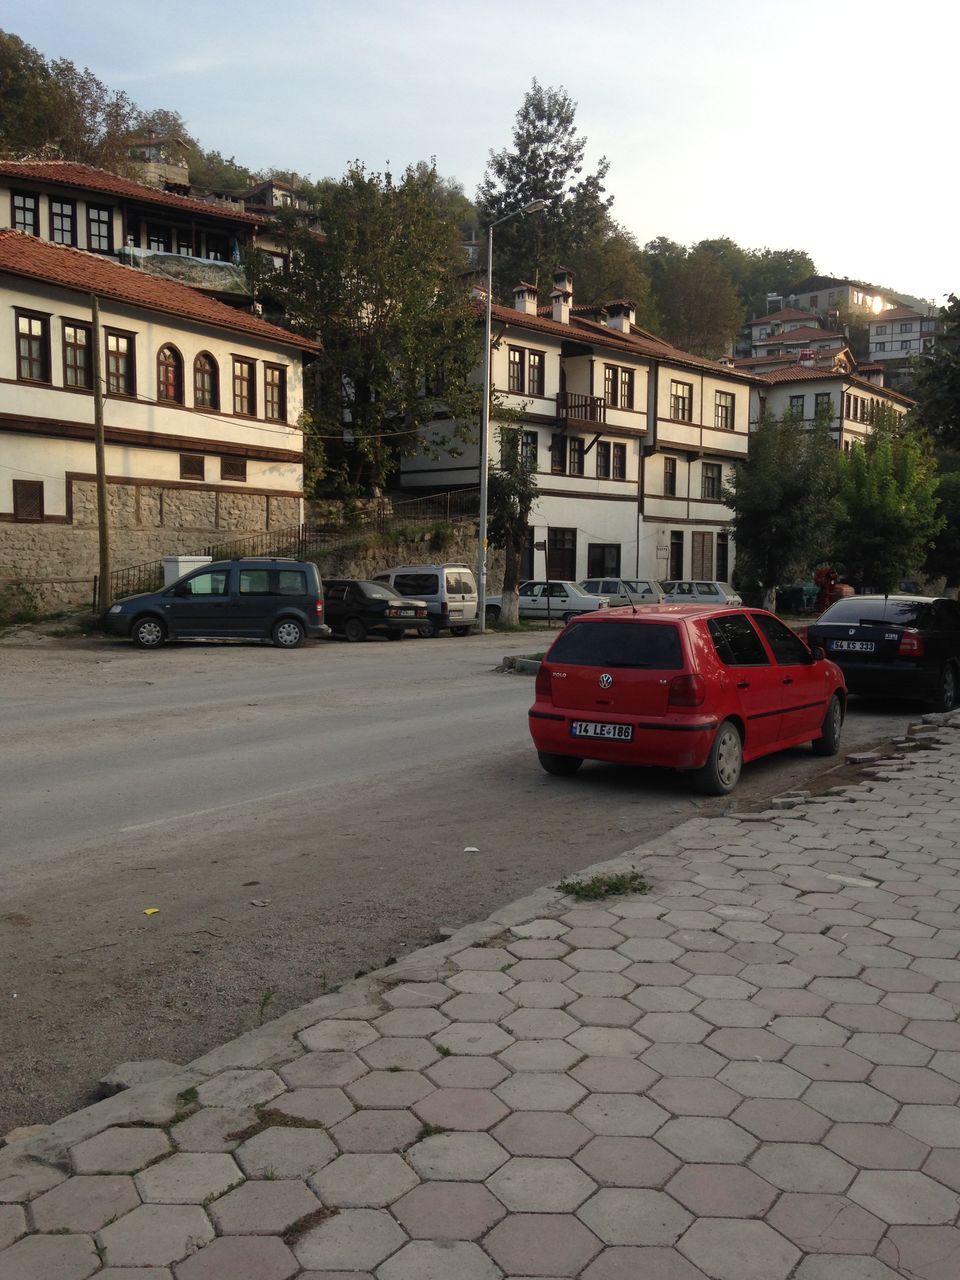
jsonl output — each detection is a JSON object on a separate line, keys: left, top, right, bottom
{"left": 512, "top": 281, "right": 538, "bottom": 317}
{"left": 551, "top": 266, "right": 574, "bottom": 324}
{"left": 605, "top": 300, "right": 636, "bottom": 333}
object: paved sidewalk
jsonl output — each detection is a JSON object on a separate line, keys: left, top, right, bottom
{"left": 2, "top": 718, "right": 960, "bottom": 1278}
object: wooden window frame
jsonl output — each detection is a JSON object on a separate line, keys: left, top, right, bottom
{"left": 193, "top": 352, "right": 220, "bottom": 410}
{"left": 87, "top": 204, "right": 114, "bottom": 254}
{"left": 716, "top": 531, "right": 730, "bottom": 583}
{"left": 105, "top": 328, "right": 136, "bottom": 397}
{"left": 15, "top": 308, "right": 51, "bottom": 384}
{"left": 789, "top": 394, "right": 805, "bottom": 418}
{"left": 232, "top": 357, "right": 256, "bottom": 417}
{"left": 664, "top": 456, "right": 677, "bottom": 496}
{"left": 49, "top": 197, "right": 77, "bottom": 246}
{"left": 669, "top": 530, "right": 684, "bottom": 579}
{"left": 815, "top": 392, "right": 833, "bottom": 417}
{"left": 157, "top": 344, "right": 184, "bottom": 404}
{"left": 620, "top": 368, "right": 634, "bottom": 410}
{"left": 12, "top": 479, "right": 44, "bottom": 522}
{"left": 507, "top": 346, "right": 524, "bottom": 394}
{"left": 521, "top": 430, "right": 538, "bottom": 469}
{"left": 701, "top": 462, "right": 722, "bottom": 500}
{"left": 670, "top": 380, "right": 693, "bottom": 422}
{"left": 714, "top": 390, "right": 735, "bottom": 430}
{"left": 603, "top": 364, "right": 618, "bottom": 408}
{"left": 264, "top": 363, "right": 287, "bottom": 422}
{"left": 527, "top": 350, "right": 545, "bottom": 397}
{"left": 595, "top": 440, "right": 611, "bottom": 479}
{"left": 62, "top": 320, "right": 93, "bottom": 390}
{"left": 550, "top": 433, "right": 567, "bottom": 475}
{"left": 612, "top": 442, "right": 627, "bottom": 480}
{"left": 179, "top": 453, "right": 205, "bottom": 481}
{"left": 12, "top": 190, "right": 38, "bottom": 236}
{"left": 220, "top": 456, "right": 247, "bottom": 482}
{"left": 147, "top": 225, "right": 172, "bottom": 253}
{"left": 568, "top": 437, "right": 585, "bottom": 476}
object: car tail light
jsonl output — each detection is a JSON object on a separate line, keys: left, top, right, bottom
{"left": 440, "top": 601, "right": 449, "bottom": 618}
{"left": 668, "top": 674, "right": 706, "bottom": 707}
{"left": 315, "top": 600, "right": 324, "bottom": 621}
{"left": 535, "top": 663, "right": 553, "bottom": 699}
{"left": 898, "top": 629, "right": 924, "bottom": 656}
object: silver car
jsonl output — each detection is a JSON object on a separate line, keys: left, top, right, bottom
{"left": 579, "top": 577, "right": 664, "bottom": 606}
{"left": 660, "top": 580, "right": 743, "bottom": 605}
{"left": 485, "top": 580, "right": 609, "bottom": 625}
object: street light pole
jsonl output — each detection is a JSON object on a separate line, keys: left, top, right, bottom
{"left": 477, "top": 198, "right": 545, "bottom": 634}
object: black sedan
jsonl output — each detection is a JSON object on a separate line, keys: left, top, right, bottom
{"left": 323, "top": 579, "right": 427, "bottom": 642}
{"left": 806, "top": 595, "right": 960, "bottom": 711}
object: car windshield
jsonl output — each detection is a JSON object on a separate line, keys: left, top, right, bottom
{"left": 820, "top": 598, "right": 933, "bottom": 627}
{"left": 548, "top": 620, "right": 684, "bottom": 669}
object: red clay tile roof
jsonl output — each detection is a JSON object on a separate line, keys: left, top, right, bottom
{"left": 759, "top": 363, "right": 915, "bottom": 406}
{"left": 871, "top": 305, "right": 929, "bottom": 323}
{"left": 748, "top": 307, "right": 815, "bottom": 327}
{"left": 0, "top": 231, "right": 319, "bottom": 352}
{"left": 755, "top": 326, "right": 845, "bottom": 345}
{"left": 734, "top": 349, "right": 851, "bottom": 369}
{"left": 0, "top": 160, "right": 267, "bottom": 227}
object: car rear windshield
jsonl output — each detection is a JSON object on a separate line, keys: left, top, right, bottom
{"left": 820, "top": 598, "right": 933, "bottom": 627}
{"left": 360, "top": 582, "right": 402, "bottom": 600}
{"left": 548, "top": 620, "right": 683, "bottom": 669}
{"left": 393, "top": 573, "right": 439, "bottom": 596}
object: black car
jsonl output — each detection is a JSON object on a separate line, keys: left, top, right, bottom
{"left": 102, "top": 558, "right": 330, "bottom": 649}
{"left": 323, "top": 579, "right": 428, "bottom": 641}
{"left": 806, "top": 595, "right": 960, "bottom": 711}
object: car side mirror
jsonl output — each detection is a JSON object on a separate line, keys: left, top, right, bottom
{"left": 811, "top": 645, "right": 826, "bottom": 661}
{"left": 174, "top": 582, "right": 191, "bottom": 597}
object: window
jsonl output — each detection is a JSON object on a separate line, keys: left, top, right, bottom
{"left": 508, "top": 346, "right": 524, "bottom": 393}
{"left": 264, "top": 364, "right": 287, "bottom": 421}
{"left": 549, "top": 620, "right": 683, "bottom": 669}
{"left": 546, "top": 527, "right": 577, "bottom": 580}
{"left": 790, "top": 394, "right": 805, "bottom": 417}
{"left": 63, "top": 323, "right": 92, "bottom": 389}
{"left": 701, "top": 462, "right": 722, "bottom": 500}
{"left": 178, "top": 570, "right": 228, "bottom": 596}
{"left": 707, "top": 614, "right": 769, "bottom": 666}
{"left": 669, "top": 531, "right": 684, "bottom": 580}
{"left": 12, "top": 479, "right": 43, "bottom": 522}
{"left": 809, "top": 295, "right": 819, "bottom": 310}
{"left": 233, "top": 358, "right": 256, "bottom": 415}
{"left": 528, "top": 351, "right": 544, "bottom": 396}
{"left": 392, "top": 572, "right": 439, "bottom": 596}
{"left": 16, "top": 311, "right": 50, "bottom": 382}
{"left": 105, "top": 331, "right": 135, "bottom": 395}
{"left": 875, "top": 325, "right": 887, "bottom": 336}
{"left": 604, "top": 365, "right": 617, "bottom": 407}
{"left": 521, "top": 430, "right": 538, "bottom": 468}
{"left": 612, "top": 443, "right": 626, "bottom": 480}
{"left": 620, "top": 369, "right": 634, "bottom": 410}
{"left": 12, "top": 191, "right": 38, "bottom": 235}
{"left": 596, "top": 441, "right": 611, "bottom": 479}
{"left": 753, "top": 612, "right": 811, "bottom": 665}
{"left": 568, "top": 437, "right": 584, "bottom": 476}
{"left": 147, "top": 226, "right": 171, "bottom": 252}
{"left": 874, "top": 342, "right": 887, "bottom": 352}
{"left": 692, "top": 531, "right": 714, "bottom": 579}
{"left": 587, "top": 543, "right": 621, "bottom": 577}
{"left": 815, "top": 392, "right": 833, "bottom": 417}
{"left": 176, "top": 231, "right": 194, "bottom": 256}
{"left": 277, "top": 570, "right": 307, "bottom": 595}
{"left": 180, "top": 454, "right": 205, "bottom": 480}
{"left": 900, "top": 340, "right": 912, "bottom": 351}
{"left": 220, "top": 456, "right": 247, "bottom": 481}
{"left": 239, "top": 569, "right": 271, "bottom": 594}
{"left": 49, "top": 198, "right": 76, "bottom": 246}
{"left": 550, "top": 434, "right": 567, "bottom": 475}
{"left": 194, "top": 353, "right": 219, "bottom": 409}
{"left": 157, "top": 345, "right": 183, "bottom": 403}
{"left": 715, "top": 391, "right": 735, "bottom": 430}
{"left": 899, "top": 322, "right": 914, "bottom": 333}
{"left": 664, "top": 456, "right": 677, "bottom": 496}
{"left": 206, "top": 233, "right": 229, "bottom": 261}
{"left": 716, "top": 532, "right": 729, "bottom": 583}
{"left": 86, "top": 205, "right": 113, "bottom": 253}
{"left": 670, "top": 380, "right": 693, "bottom": 421}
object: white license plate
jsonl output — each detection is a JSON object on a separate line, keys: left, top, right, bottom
{"left": 399, "top": 610, "right": 415, "bottom": 617}
{"left": 830, "top": 640, "right": 875, "bottom": 652}
{"left": 571, "top": 721, "right": 633, "bottom": 741}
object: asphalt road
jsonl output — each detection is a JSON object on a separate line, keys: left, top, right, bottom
{"left": 0, "top": 632, "right": 917, "bottom": 1132}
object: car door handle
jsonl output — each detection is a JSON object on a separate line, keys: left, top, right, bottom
{"left": 736, "top": 680, "right": 750, "bottom": 689}
{"left": 783, "top": 677, "right": 793, "bottom": 685}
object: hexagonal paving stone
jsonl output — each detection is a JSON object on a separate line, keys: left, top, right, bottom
{"left": 502, "top": 1008, "right": 579, "bottom": 1039}
{"left": 0, "top": 1234, "right": 100, "bottom": 1280}
{"left": 648, "top": 1077, "right": 741, "bottom": 1117}
{"left": 566, "top": 950, "right": 630, "bottom": 973}
{"left": 766, "top": 1192, "right": 886, "bottom": 1254}
{"left": 923, "top": 1148, "right": 960, "bottom": 1193}
{"left": 655, "top": 1117, "right": 757, "bottom": 1163}
{"left": 508, "top": 939, "right": 571, "bottom": 960}
{"left": 848, "top": 1170, "right": 959, "bottom": 1224}
{"left": 731, "top": 1099, "right": 831, "bottom": 1143}
{"left": 514, "top": 917, "right": 571, "bottom": 937}
{"left": 173, "top": 1235, "right": 300, "bottom": 1280}
{"left": 391, "top": 1180, "right": 505, "bottom": 1238}
{"left": 782, "top": 1046, "right": 873, "bottom": 1081}
{"left": 705, "top": 1028, "right": 790, "bottom": 1061}
{"left": 495, "top": 1071, "right": 587, "bottom": 1112}
{"left": 346, "top": 1070, "right": 434, "bottom": 1109}
{"left": 617, "top": 939, "right": 684, "bottom": 963}
{"left": 485, "top": 1212, "right": 602, "bottom": 1276}
{"left": 71, "top": 1126, "right": 171, "bottom": 1174}
{"left": 279, "top": 1050, "right": 367, "bottom": 1089}
{"left": 413, "top": 1088, "right": 509, "bottom": 1131}
{"left": 716, "top": 1061, "right": 808, "bottom": 1099}
{"left": 642, "top": 1044, "right": 726, "bottom": 1078}
{"left": 194, "top": 1069, "right": 287, "bottom": 1110}
{"left": 825, "top": 1122, "right": 929, "bottom": 1170}
{"left": 407, "top": 1131, "right": 508, "bottom": 1182}
{"left": 135, "top": 1153, "right": 242, "bottom": 1203}
{"left": 574, "top": 1135, "right": 680, "bottom": 1189}
{"left": 582, "top": 1244, "right": 711, "bottom": 1279}
{"left": 896, "top": 1103, "right": 960, "bottom": 1147}
{"left": 98, "top": 1204, "right": 215, "bottom": 1267}
{"left": 290, "top": 1208, "right": 406, "bottom": 1271}
{"left": 264, "top": 1087, "right": 354, "bottom": 1127}
{"left": 29, "top": 1175, "right": 140, "bottom": 1232}
{"left": 329, "top": 1109, "right": 422, "bottom": 1153}
{"left": 206, "top": 1180, "right": 319, "bottom": 1235}
{"left": 309, "top": 1152, "right": 418, "bottom": 1207}
{"left": 493, "top": 1112, "right": 592, "bottom": 1157}
{"left": 383, "top": 982, "right": 452, "bottom": 1007}
{"left": 376, "top": 1239, "right": 501, "bottom": 1280}
{"left": 573, "top": 1094, "right": 668, "bottom": 1138}
{"left": 359, "top": 1038, "right": 440, "bottom": 1071}
{"left": 748, "top": 1142, "right": 856, "bottom": 1193}
{"left": 424, "top": 1056, "right": 509, "bottom": 1089}
{"left": 487, "top": 1156, "right": 596, "bottom": 1212}
{"left": 498, "top": 1039, "right": 583, "bottom": 1073}
{"left": 570, "top": 1057, "right": 657, "bottom": 1095}
{"left": 565, "top": 997, "right": 639, "bottom": 1027}
{"left": 869, "top": 1065, "right": 960, "bottom": 1104}
{"left": 577, "top": 1188, "right": 691, "bottom": 1246}
{"left": 432, "top": 1023, "right": 514, "bottom": 1057}
{"left": 298, "top": 1020, "right": 379, "bottom": 1053}
{"left": 170, "top": 1105, "right": 258, "bottom": 1152}
{"left": 374, "top": 1009, "right": 449, "bottom": 1038}
{"left": 694, "top": 999, "right": 771, "bottom": 1028}
{"left": 846, "top": 1032, "right": 933, "bottom": 1066}
{"left": 508, "top": 980, "right": 578, "bottom": 1007}
{"left": 446, "top": 970, "right": 515, "bottom": 994}
{"left": 678, "top": 1218, "right": 800, "bottom": 1280}
{"left": 666, "top": 1164, "right": 777, "bottom": 1217}
{"left": 453, "top": 946, "right": 515, "bottom": 971}
{"left": 803, "top": 1082, "right": 899, "bottom": 1123}
{"left": 0, "top": 1205, "right": 25, "bottom": 1251}
{"left": 234, "top": 1127, "right": 336, "bottom": 1179}
{"left": 876, "top": 1224, "right": 960, "bottom": 1278}
{"left": 440, "top": 993, "right": 514, "bottom": 1022}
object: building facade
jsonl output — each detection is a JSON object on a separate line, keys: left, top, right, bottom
{"left": 756, "top": 366, "right": 913, "bottom": 449}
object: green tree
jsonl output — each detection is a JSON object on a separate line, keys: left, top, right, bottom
{"left": 913, "top": 294, "right": 960, "bottom": 446}
{"left": 487, "top": 421, "right": 538, "bottom": 626}
{"left": 0, "top": 31, "right": 60, "bottom": 157}
{"left": 723, "top": 406, "right": 840, "bottom": 609}
{"left": 655, "top": 246, "right": 743, "bottom": 356}
{"left": 566, "top": 219, "right": 659, "bottom": 328}
{"left": 269, "top": 162, "right": 482, "bottom": 495}
{"left": 926, "top": 470, "right": 960, "bottom": 588}
{"left": 477, "top": 79, "right": 613, "bottom": 296}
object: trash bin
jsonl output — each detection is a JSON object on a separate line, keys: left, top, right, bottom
{"left": 161, "top": 555, "right": 212, "bottom": 587}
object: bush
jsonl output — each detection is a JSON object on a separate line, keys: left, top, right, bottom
{"left": 0, "top": 583, "right": 41, "bottom": 627}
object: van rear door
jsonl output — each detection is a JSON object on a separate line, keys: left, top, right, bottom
{"left": 446, "top": 569, "right": 478, "bottom": 624}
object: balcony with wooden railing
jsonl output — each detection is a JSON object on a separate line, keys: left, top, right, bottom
{"left": 557, "top": 391, "right": 606, "bottom": 424}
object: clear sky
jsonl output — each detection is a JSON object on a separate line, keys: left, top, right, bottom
{"left": 4, "top": 0, "right": 957, "bottom": 303}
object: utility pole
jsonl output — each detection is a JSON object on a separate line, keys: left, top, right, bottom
{"left": 91, "top": 294, "right": 112, "bottom": 611}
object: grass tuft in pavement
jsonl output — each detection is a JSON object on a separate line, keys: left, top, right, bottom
{"left": 556, "top": 869, "right": 649, "bottom": 901}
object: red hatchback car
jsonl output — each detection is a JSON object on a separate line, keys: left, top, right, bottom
{"left": 529, "top": 606, "right": 846, "bottom": 794}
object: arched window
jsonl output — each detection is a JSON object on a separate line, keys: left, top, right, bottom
{"left": 194, "top": 352, "right": 219, "bottom": 409}
{"left": 157, "top": 345, "right": 183, "bottom": 403}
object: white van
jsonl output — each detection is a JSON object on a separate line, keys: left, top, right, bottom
{"left": 371, "top": 563, "right": 479, "bottom": 638}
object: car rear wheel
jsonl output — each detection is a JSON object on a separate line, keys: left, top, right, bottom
{"left": 562, "top": 612, "right": 580, "bottom": 625}
{"left": 811, "top": 694, "right": 843, "bottom": 756}
{"left": 417, "top": 620, "right": 439, "bottom": 638}
{"left": 450, "top": 626, "right": 470, "bottom": 637}
{"left": 131, "top": 615, "right": 166, "bottom": 649}
{"left": 344, "top": 617, "right": 366, "bottom": 643}
{"left": 537, "top": 751, "right": 583, "bottom": 777}
{"left": 935, "top": 663, "right": 958, "bottom": 712}
{"left": 694, "top": 719, "right": 742, "bottom": 795}
{"left": 272, "top": 618, "right": 305, "bottom": 649}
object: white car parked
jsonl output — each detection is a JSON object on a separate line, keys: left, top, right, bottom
{"left": 579, "top": 577, "right": 664, "bottom": 606}
{"left": 485, "top": 581, "right": 609, "bottom": 626}
{"left": 660, "top": 580, "right": 743, "bottom": 605}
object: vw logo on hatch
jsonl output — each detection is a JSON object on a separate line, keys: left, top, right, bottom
{"left": 599, "top": 673, "right": 614, "bottom": 689}
{"left": 848, "top": 628, "right": 856, "bottom": 636}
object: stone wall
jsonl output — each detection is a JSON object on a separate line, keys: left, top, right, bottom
{"left": 312, "top": 522, "right": 503, "bottom": 593}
